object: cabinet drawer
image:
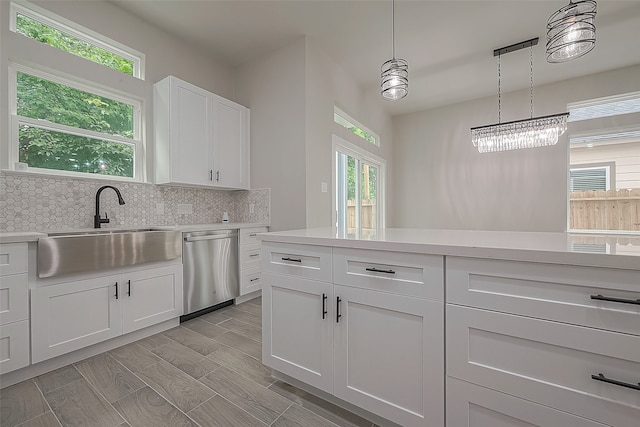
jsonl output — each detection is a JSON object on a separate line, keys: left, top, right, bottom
{"left": 447, "top": 305, "right": 640, "bottom": 427}
{"left": 262, "top": 243, "right": 332, "bottom": 282}
{"left": 447, "top": 377, "right": 611, "bottom": 427}
{"left": 0, "top": 320, "right": 30, "bottom": 374}
{"left": 447, "top": 257, "right": 640, "bottom": 336}
{"left": 240, "top": 267, "right": 262, "bottom": 295}
{"left": 240, "top": 227, "right": 268, "bottom": 245}
{"left": 0, "top": 243, "right": 28, "bottom": 276}
{"left": 240, "top": 242, "right": 262, "bottom": 270}
{"left": 0, "top": 273, "right": 28, "bottom": 325}
{"left": 333, "top": 248, "right": 443, "bottom": 300}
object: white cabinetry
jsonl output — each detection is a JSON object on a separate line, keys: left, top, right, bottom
{"left": 31, "top": 264, "right": 182, "bottom": 363}
{"left": 239, "top": 227, "right": 268, "bottom": 296}
{"left": 446, "top": 257, "right": 640, "bottom": 427}
{"left": 154, "top": 75, "right": 249, "bottom": 189}
{"left": 262, "top": 243, "right": 444, "bottom": 427}
{"left": 0, "top": 243, "right": 30, "bottom": 374}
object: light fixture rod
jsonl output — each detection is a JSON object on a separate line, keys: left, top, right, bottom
{"left": 493, "top": 37, "right": 539, "bottom": 57}
{"left": 391, "top": 0, "right": 396, "bottom": 58}
{"left": 470, "top": 112, "right": 569, "bottom": 131}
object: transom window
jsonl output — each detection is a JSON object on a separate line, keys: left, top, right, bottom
{"left": 334, "top": 107, "right": 379, "bottom": 146}
{"left": 10, "top": 1, "right": 144, "bottom": 79}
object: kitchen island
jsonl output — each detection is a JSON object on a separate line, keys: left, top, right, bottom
{"left": 259, "top": 228, "right": 640, "bottom": 427}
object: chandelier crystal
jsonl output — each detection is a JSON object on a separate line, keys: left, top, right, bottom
{"left": 471, "top": 113, "right": 569, "bottom": 153}
{"left": 470, "top": 38, "right": 570, "bottom": 153}
{"left": 547, "top": 0, "right": 597, "bottom": 63}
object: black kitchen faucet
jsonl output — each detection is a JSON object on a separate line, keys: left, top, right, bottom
{"left": 94, "top": 185, "right": 125, "bottom": 228}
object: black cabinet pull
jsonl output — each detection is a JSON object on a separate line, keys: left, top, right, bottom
{"left": 336, "top": 296, "right": 342, "bottom": 323}
{"left": 282, "top": 257, "right": 302, "bottom": 263}
{"left": 590, "top": 294, "right": 640, "bottom": 306}
{"left": 322, "top": 293, "right": 327, "bottom": 319}
{"left": 365, "top": 267, "right": 396, "bottom": 274}
{"left": 216, "top": 171, "right": 220, "bottom": 182}
{"left": 250, "top": 253, "right": 260, "bottom": 258}
{"left": 114, "top": 282, "right": 118, "bottom": 299}
{"left": 249, "top": 234, "right": 257, "bottom": 237}
{"left": 250, "top": 277, "right": 260, "bottom": 282}
{"left": 591, "top": 373, "right": 640, "bottom": 391}
{"left": 127, "top": 280, "right": 131, "bottom": 297}
{"left": 209, "top": 169, "right": 213, "bottom": 181}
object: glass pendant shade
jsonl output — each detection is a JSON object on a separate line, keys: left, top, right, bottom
{"left": 381, "top": 58, "right": 408, "bottom": 100}
{"left": 547, "top": 0, "right": 597, "bottom": 63}
{"left": 471, "top": 113, "right": 569, "bottom": 153}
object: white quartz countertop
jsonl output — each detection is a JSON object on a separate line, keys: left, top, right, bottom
{"left": 0, "top": 223, "right": 269, "bottom": 244}
{"left": 259, "top": 227, "right": 640, "bottom": 270}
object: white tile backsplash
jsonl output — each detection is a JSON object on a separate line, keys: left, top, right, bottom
{"left": 0, "top": 172, "right": 269, "bottom": 232}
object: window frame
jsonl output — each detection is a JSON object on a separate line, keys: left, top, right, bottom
{"left": 10, "top": 1, "right": 145, "bottom": 80}
{"left": 9, "top": 63, "right": 143, "bottom": 181}
{"left": 332, "top": 134, "right": 386, "bottom": 236}
{"left": 334, "top": 107, "right": 380, "bottom": 147}
{"left": 569, "top": 163, "right": 614, "bottom": 192}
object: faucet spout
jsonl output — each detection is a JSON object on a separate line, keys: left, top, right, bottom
{"left": 94, "top": 185, "right": 125, "bottom": 228}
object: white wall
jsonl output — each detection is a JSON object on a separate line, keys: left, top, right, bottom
{"left": 235, "top": 39, "right": 307, "bottom": 232}
{"left": 391, "top": 64, "right": 640, "bottom": 232}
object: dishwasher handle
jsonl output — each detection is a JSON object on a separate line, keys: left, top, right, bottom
{"left": 184, "top": 233, "right": 237, "bottom": 242}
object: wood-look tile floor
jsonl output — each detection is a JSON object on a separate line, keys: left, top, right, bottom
{"left": 0, "top": 297, "right": 378, "bottom": 427}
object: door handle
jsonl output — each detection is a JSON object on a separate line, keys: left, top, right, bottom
{"left": 365, "top": 267, "right": 396, "bottom": 274}
{"left": 114, "top": 282, "right": 118, "bottom": 299}
{"left": 336, "top": 296, "right": 342, "bottom": 323}
{"left": 216, "top": 171, "right": 220, "bottom": 182}
{"left": 281, "top": 257, "right": 302, "bottom": 263}
{"left": 591, "top": 373, "right": 640, "bottom": 391}
{"left": 127, "top": 279, "right": 131, "bottom": 297}
{"left": 590, "top": 294, "right": 640, "bottom": 306}
{"left": 209, "top": 169, "right": 213, "bottom": 181}
{"left": 322, "top": 293, "right": 327, "bottom": 319}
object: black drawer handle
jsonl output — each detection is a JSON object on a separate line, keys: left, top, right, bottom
{"left": 365, "top": 267, "right": 396, "bottom": 274}
{"left": 322, "top": 293, "right": 327, "bottom": 320}
{"left": 282, "top": 257, "right": 302, "bottom": 263}
{"left": 249, "top": 253, "right": 260, "bottom": 258}
{"left": 114, "top": 282, "right": 118, "bottom": 299}
{"left": 591, "top": 373, "right": 640, "bottom": 391}
{"left": 250, "top": 277, "right": 260, "bottom": 282}
{"left": 127, "top": 279, "right": 131, "bottom": 297}
{"left": 336, "top": 296, "right": 342, "bottom": 323}
{"left": 590, "top": 294, "right": 640, "bottom": 306}
{"left": 249, "top": 234, "right": 257, "bottom": 237}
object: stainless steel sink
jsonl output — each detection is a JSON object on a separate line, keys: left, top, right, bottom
{"left": 46, "top": 228, "right": 160, "bottom": 237}
{"left": 38, "top": 229, "right": 182, "bottom": 278}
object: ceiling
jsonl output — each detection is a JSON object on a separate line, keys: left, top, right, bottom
{"left": 110, "top": 0, "right": 640, "bottom": 116}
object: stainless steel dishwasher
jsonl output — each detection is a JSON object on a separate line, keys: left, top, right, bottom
{"left": 182, "top": 229, "right": 239, "bottom": 319}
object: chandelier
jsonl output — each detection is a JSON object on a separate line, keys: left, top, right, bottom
{"left": 380, "top": 0, "right": 408, "bottom": 100}
{"left": 547, "top": 0, "right": 597, "bottom": 63}
{"left": 471, "top": 38, "right": 569, "bottom": 153}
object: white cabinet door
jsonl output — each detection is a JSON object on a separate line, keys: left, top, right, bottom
{"left": 213, "top": 96, "right": 249, "bottom": 189}
{"left": 447, "top": 377, "right": 611, "bottom": 427}
{"left": 262, "top": 272, "right": 334, "bottom": 393}
{"left": 0, "top": 320, "right": 30, "bottom": 374}
{"left": 31, "top": 275, "right": 122, "bottom": 363}
{"left": 0, "top": 273, "right": 28, "bottom": 325}
{"left": 122, "top": 265, "right": 182, "bottom": 334}
{"left": 155, "top": 76, "right": 213, "bottom": 186}
{"left": 333, "top": 285, "right": 444, "bottom": 427}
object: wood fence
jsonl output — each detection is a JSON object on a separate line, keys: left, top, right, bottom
{"left": 570, "top": 189, "right": 640, "bottom": 231}
{"left": 347, "top": 199, "right": 376, "bottom": 229}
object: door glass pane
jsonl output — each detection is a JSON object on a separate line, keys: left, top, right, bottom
{"left": 336, "top": 151, "right": 360, "bottom": 238}
{"left": 361, "top": 163, "right": 377, "bottom": 238}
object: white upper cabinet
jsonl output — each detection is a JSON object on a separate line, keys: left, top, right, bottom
{"left": 154, "top": 76, "right": 249, "bottom": 189}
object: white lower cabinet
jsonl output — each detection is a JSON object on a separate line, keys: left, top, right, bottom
{"left": 262, "top": 272, "right": 333, "bottom": 393}
{"left": 32, "top": 264, "right": 182, "bottom": 363}
{"left": 262, "top": 243, "right": 444, "bottom": 427}
{"left": 447, "top": 377, "right": 611, "bottom": 427}
{"left": 333, "top": 284, "right": 444, "bottom": 427}
{"left": 0, "top": 320, "right": 30, "bottom": 374}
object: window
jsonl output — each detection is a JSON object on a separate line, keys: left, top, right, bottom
{"left": 569, "top": 165, "right": 611, "bottom": 192}
{"left": 11, "top": 66, "right": 141, "bottom": 179}
{"left": 10, "top": 2, "right": 144, "bottom": 78}
{"left": 568, "top": 92, "right": 640, "bottom": 233}
{"left": 334, "top": 107, "right": 379, "bottom": 146}
{"left": 333, "top": 134, "right": 385, "bottom": 238}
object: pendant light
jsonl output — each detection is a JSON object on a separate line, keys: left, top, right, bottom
{"left": 546, "top": 0, "right": 597, "bottom": 63}
{"left": 470, "top": 38, "right": 569, "bottom": 153}
{"left": 380, "top": 0, "right": 408, "bottom": 100}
